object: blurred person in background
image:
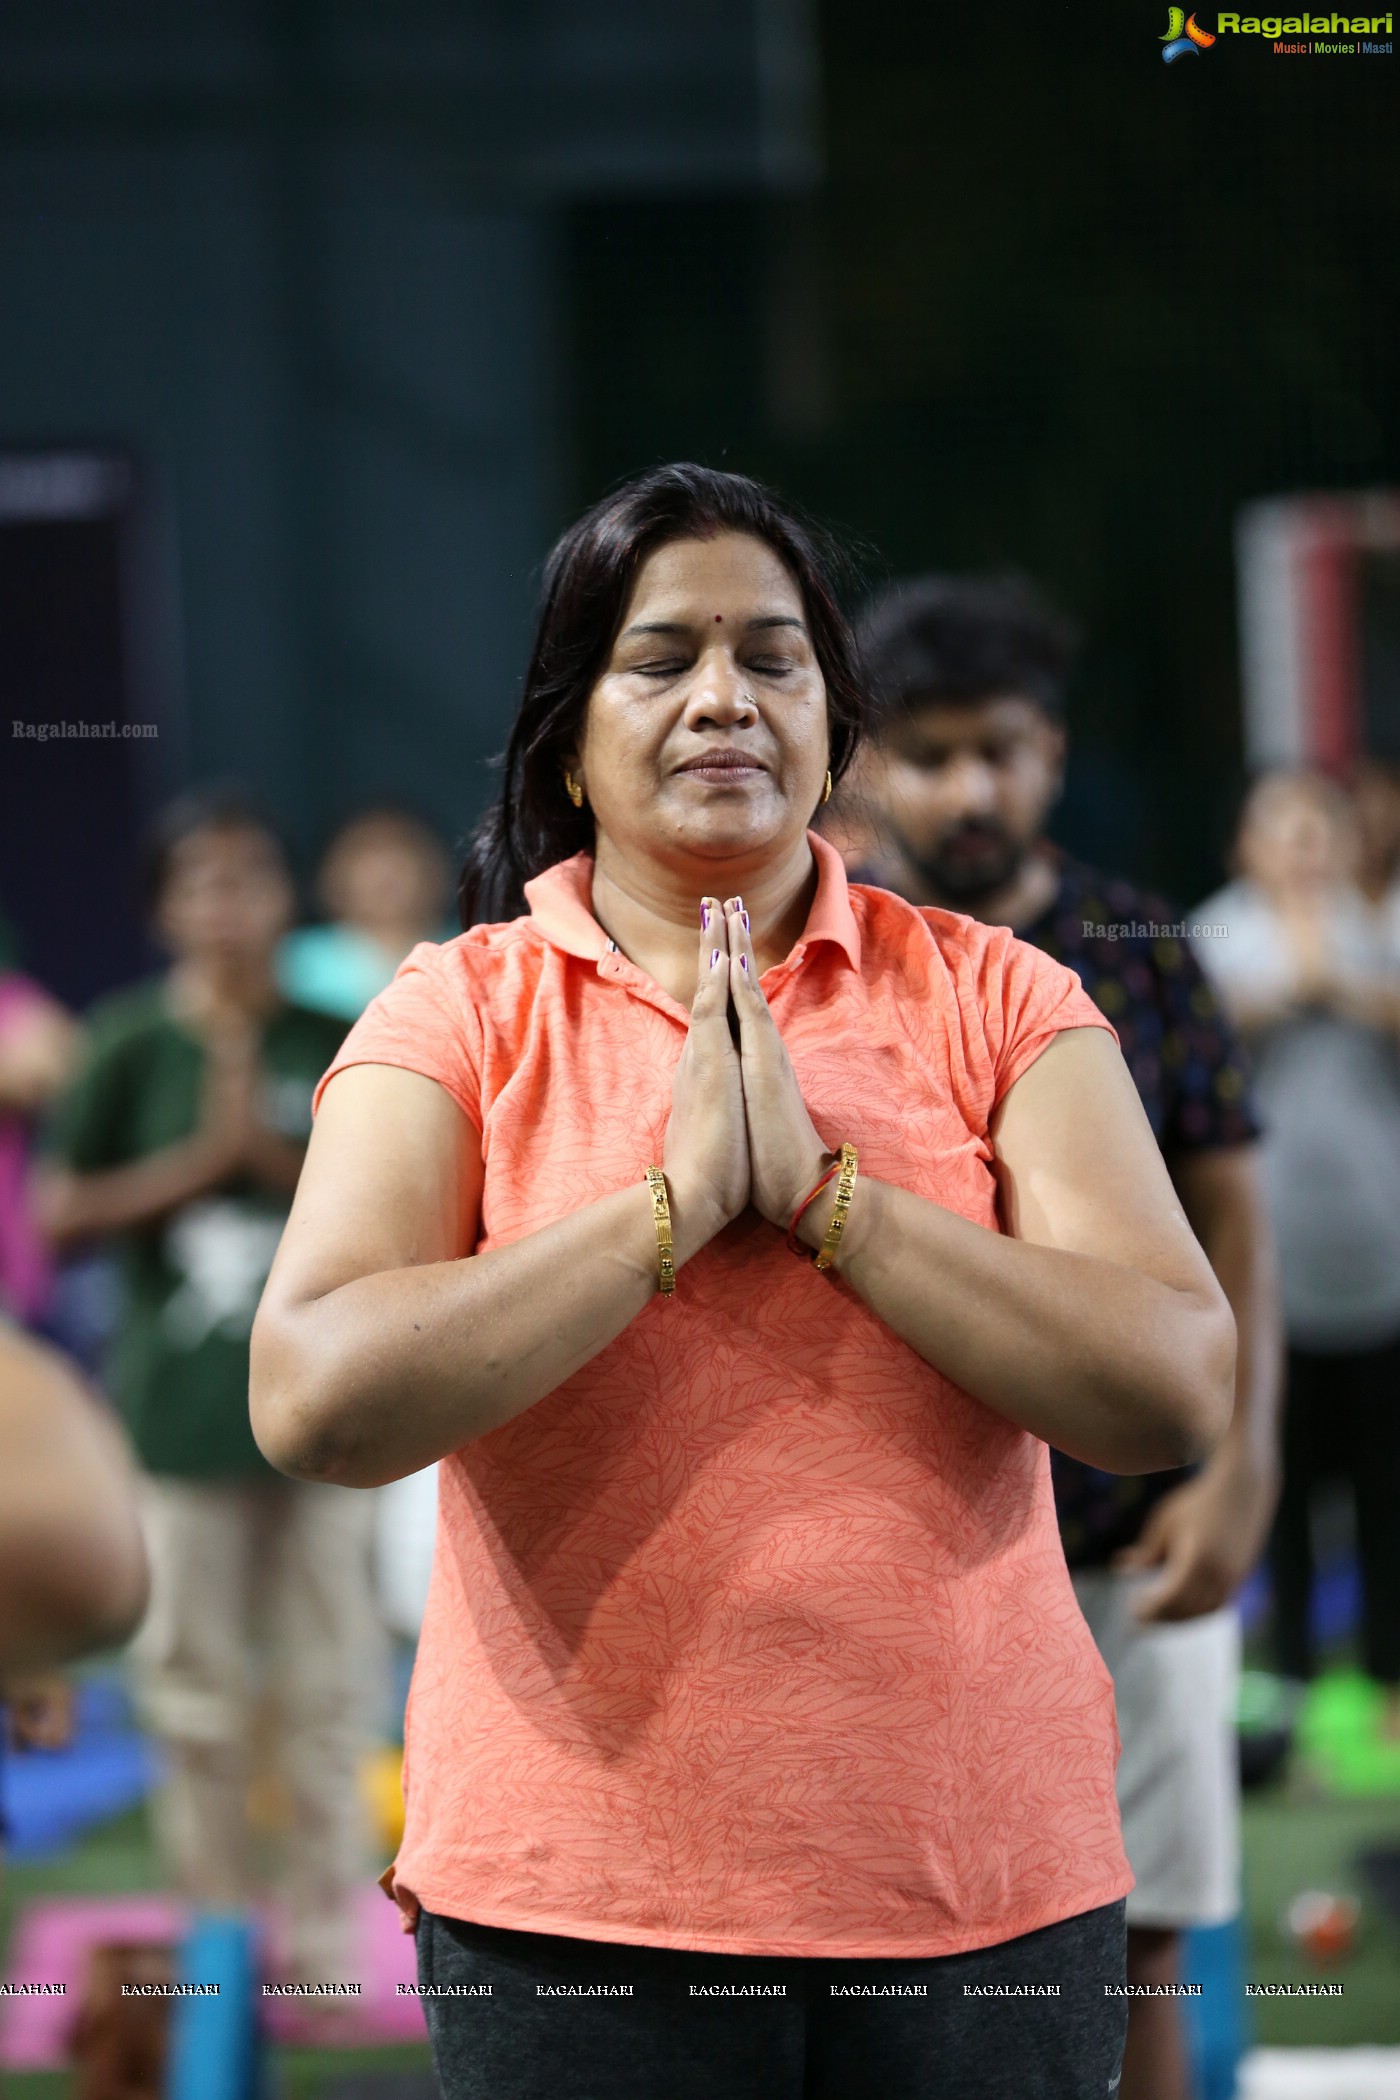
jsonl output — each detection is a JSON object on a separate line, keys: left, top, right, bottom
{"left": 250, "top": 466, "right": 1236, "bottom": 2100}
{"left": 279, "top": 803, "right": 454, "bottom": 1023}
{"left": 278, "top": 806, "right": 456, "bottom": 1721}
{"left": 1192, "top": 770, "right": 1400, "bottom": 1742}
{"left": 852, "top": 574, "right": 1280, "bottom": 2100}
{"left": 35, "top": 788, "right": 376, "bottom": 1985}
{"left": 0, "top": 927, "right": 82, "bottom": 1330}
{"left": 1351, "top": 754, "right": 1400, "bottom": 947}
{"left": 1, "top": 924, "right": 112, "bottom": 1760}
{"left": 1, "top": 1320, "right": 147, "bottom": 1717}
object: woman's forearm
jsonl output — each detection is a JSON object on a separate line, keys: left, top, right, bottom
{"left": 251, "top": 1178, "right": 718, "bottom": 1488}
{"left": 257, "top": 1162, "right": 1233, "bottom": 1487}
{"left": 813, "top": 1178, "right": 1235, "bottom": 1471}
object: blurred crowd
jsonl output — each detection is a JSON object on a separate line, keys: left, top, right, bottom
{"left": 1200, "top": 764, "right": 1400, "bottom": 1723}
{"left": 3, "top": 574, "right": 1400, "bottom": 2098}
{"left": 0, "top": 801, "right": 453, "bottom": 1986}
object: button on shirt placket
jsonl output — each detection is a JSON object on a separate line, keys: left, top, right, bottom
{"left": 596, "top": 941, "right": 692, "bottom": 1031}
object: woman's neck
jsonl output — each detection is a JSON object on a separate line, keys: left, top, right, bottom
{"left": 589, "top": 832, "right": 819, "bottom": 1004}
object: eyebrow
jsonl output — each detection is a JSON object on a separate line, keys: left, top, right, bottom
{"left": 617, "top": 614, "right": 809, "bottom": 641}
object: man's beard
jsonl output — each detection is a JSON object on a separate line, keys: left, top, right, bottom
{"left": 899, "top": 820, "right": 1027, "bottom": 907}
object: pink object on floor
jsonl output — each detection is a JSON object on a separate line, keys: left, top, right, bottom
{"left": 259, "top": 1886, "right": 426, "bottom": 2047}
{"left": 0, "top": 1886, "right": 424, "bottom": 2067}
{"left": 0, "top": 1894, "right": 186, "bottom": 2068}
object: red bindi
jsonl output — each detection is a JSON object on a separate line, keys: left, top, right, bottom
{"left": 714, "top": 614, "right": 722, "bottom": 622}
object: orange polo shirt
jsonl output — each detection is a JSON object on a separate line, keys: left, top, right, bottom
{"left": 314, "top": 829, "right": 1132, "bottom": 1956}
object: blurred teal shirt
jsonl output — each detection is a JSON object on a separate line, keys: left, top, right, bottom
{"left": 277, "top": 924, "right": 401, "bottom": 1022}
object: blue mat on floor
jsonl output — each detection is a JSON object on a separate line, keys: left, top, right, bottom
{"left": 1, "top": 1676, "right": 156, "bottom": 1859}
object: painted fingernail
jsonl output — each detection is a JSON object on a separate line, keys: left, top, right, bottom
{"left": 739, "top": 954, "right": 749, "bottom": 973}
{"left": 733, "top": 895, "right": 744, "bottom": 913}
{"left": 740, "top": 909, "right": 750, "bottom": 932}
{"left": 701, "top": 903, "right": 711, "bottom": 930}
{"left": 710, "top": 947, "right": 722, "bottom": 969}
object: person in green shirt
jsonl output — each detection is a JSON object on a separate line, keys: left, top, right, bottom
{"left": 38, "top": 788, "right": 378, "bottom": 1988}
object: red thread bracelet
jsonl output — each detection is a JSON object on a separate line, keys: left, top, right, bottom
{"left": 786, "top": 1161, "right": 841, "bottom": 1256}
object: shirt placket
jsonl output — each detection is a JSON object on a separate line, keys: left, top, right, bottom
{"left": 593, "top": 943, "right": 689, "bottom": 1027}
{"left": 593, "top": 940, "right": 810, "bottom": 1022}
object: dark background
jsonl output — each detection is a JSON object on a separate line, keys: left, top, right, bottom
{"left": 2, "top": 0, "right": 1396, "bottom": 1001}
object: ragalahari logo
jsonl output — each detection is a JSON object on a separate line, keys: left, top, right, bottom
{"left": 1161, "top": 7, "right": 1218, "bottom": 54}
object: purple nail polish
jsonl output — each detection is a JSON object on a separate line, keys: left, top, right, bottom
{"left": 710, "top": 947, "right": 721, "bottom": 969}
{"left": 741, "top": 909, "right": 750, "bottom": 932}
{"left": 701, "top": 904, "right": 711, "bottom": 930}
{"left": 739, "top": 954, "right": 749, "bottom": 973}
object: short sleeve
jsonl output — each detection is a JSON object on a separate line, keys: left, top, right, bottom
{"left": 311, "top": 939, "right": 485, "bottom": 1131}
{"left": 979, "top": 925, "right": 1120, "bottom": 1106}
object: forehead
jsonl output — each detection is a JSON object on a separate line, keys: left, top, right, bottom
{"left": 166, "top": 823, "right": 284, "bottom": 880}
{"left": 888, "top": 693, "right": 1051, "bottom": 747}
{"left": 333, "top": 818, "right": 437, "bottom": 861}
{"left": 621, "top": 532, "right": 804, "bottom": 623}
{"left": 1247, "top": 779, "right": 1345, "bottom": 829}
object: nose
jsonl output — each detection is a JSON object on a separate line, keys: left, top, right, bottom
{"left": 943, "top": 751, "right": 999, "bottom": 817}
{"left": 685, "top": 646, "right": 760, "bottom": 729}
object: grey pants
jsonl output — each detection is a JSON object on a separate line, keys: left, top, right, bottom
{"left": 416, "top": 1897, "right": 1128, "bottom": 2100}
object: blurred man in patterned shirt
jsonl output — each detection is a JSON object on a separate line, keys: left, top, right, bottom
{"left": 848, "top": 575, "right": 1281, "bottom": 2100}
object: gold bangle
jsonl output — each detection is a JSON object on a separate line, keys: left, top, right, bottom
{"left": 645, "top": 1166, "right": 676, "bottom": 1296}
{"left": 812, "top": 1141, "right": 858, "bottom": 1272}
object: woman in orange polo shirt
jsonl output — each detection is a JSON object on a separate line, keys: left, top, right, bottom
{"left": 251, "top": 465, "right": 1234, "bottom": 2100}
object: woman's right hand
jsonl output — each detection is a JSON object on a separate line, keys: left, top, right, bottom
{"left": 662, "top": 897, "right": 750, "bottom": 1256}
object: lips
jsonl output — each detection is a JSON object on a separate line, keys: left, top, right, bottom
{"left": 676, "top": 751, "right": 766, "bottom": 776}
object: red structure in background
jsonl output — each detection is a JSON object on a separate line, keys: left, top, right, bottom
{"left": 1237, "top": 491, "right": 1400, "bottom": 778}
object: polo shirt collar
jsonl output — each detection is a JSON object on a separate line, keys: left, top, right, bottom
{"left": 523, "top": 828, "right": 862, "bottom": 970}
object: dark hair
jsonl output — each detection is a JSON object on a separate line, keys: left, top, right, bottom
{"left": 457, "top": 463, "right": 872, "bottom": 927}
{"left": 138, "top": 783, "right": 291, "bottom": 912}
{"left": 855, "top": 573, "right": 1080, "bottom": 727}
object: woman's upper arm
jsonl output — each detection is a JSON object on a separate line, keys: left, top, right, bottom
{"left": 260, "top": 1062, "right": 483, "bottom": 1313}
{"left": 989, "top": 1027, "right": 1219, "bottom": 1300}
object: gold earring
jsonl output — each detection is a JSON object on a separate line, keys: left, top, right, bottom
{"left": 564, "top": 771, "right": 584, "bottom": 808}
{"left": 821, "top": 769, "right": 833, "bottom": 805}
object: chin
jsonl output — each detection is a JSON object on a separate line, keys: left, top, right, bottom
{"left": 671, "top": 802, "right": 784, "bottom": 851}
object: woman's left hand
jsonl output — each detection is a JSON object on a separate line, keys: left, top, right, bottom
{"left": 721, "top": 895, "right": 833, "bottom": 1230}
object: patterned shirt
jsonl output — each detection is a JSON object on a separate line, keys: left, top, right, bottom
{"left": 315, "top": 833, "right": 1133, "bottom": 1955}
{"left": 1021, "top": 858, "right": 1260, "bottom": 1569}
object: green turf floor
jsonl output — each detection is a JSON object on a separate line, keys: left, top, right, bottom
{"left": 1234, "top": 1661, "right": 1400, "bottom": 2047}
{"left": 1240, "top": 1782, "right": 1400, "bottom": 2046}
